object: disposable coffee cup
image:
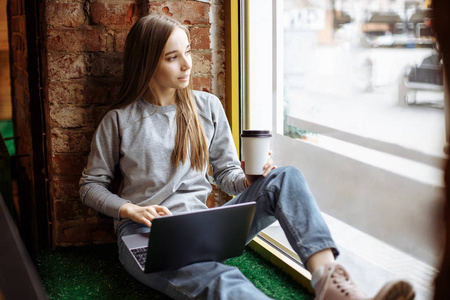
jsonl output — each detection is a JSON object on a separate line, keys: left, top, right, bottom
{"left": 241, "top": 130, "right": 272, "bottom": 175}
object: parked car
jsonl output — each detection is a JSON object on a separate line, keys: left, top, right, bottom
{"left": 398, "top": 52, "right": 444, "bottom": 107}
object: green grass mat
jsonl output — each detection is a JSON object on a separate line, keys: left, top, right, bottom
{"left": 36, "top": 244, "right": 313, "bottom": 300}
{"left": 0, "top": 119, "right": 15, "bottom": 155}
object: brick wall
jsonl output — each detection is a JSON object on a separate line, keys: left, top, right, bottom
{"left": 39, "top": 0, "right": 227, "bottom": 245}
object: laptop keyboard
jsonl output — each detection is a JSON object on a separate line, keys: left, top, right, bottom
{"left": 131, "top": 246, "right": 148, "bottom": 269}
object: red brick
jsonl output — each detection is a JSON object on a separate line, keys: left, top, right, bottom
{"left": 47, "top": 54, "right": 89, "bottom": 80}
{"left": 48, "top": 106, "right": 107, "bottom": 131}
{"left": 113, "top": 30, "right": 129, "bottom": 52}
{"left": 91, "top": 52, "right": 123, "bottom": 77}
{"left": 45, "top": 2, "right": 86, "bottom": 28}
{"left": 206, "top": 188, "right": 231, "bottom": 208}
{"left": 49, "top": 105, "right": 93, "bottom": 128}
{"left": 91, "top": 2, "right": 142, "bottom": 26}
{"left": 190, "top": 26, "right": 210, "bottom": 50}
{"left": 50, "top": 128, "right": 93, "bottom": 153}
{"left": 206, "top": 192, "right": 216, "bottom": 208}
{"left": 52, "top": 178, "right": 83, "bottom": 199}
{"left": 149, "top": 1, "right": 210, "bottom": 25}
{"left": 54, "top": 199, "right": 95, "bottom": 221}
{"left": 53, "top": 217, "right": 115, "bottom": 245}
{"left": 191, "top": 51, "right": 212, "bottom": 76}
{"left": 93, "top": 106, "right": 111, "bottom": 127}
{"left": 47, "top": 28, "right": 107, "bottom": 52}
{"left": 47, "top": 78, "right": 120, "bottom": 105}
{"left": 51, "top": 154, "right": 88, "bottom": 176}
{"left": 192, "top": 76, "right": 212, "bottom": 93}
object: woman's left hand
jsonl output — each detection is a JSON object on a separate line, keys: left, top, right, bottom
{"left": 261, "top": 150, "right": 276, "bottom": 177}
{"left": 242, "top": 150, "right": 276, "bottom": 187}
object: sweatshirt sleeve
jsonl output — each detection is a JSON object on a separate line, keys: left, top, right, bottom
{"left": 207, "top": 95, "right": 247, "bottom": 195}
{"left": 79, "top": 110, "right": 130, "bottom": 219}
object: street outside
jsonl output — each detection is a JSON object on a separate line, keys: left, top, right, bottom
{"left": 284, "top": 41, "right": 446, "bottom": 163}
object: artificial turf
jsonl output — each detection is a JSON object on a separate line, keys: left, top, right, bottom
{"left": 36, "top": 244, "right": 313, "bottom": 300}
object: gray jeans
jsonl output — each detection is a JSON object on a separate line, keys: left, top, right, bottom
{"left": 116, "top": 166, "right": 338, "bottom": 299}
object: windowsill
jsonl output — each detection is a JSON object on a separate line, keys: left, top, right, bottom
{"left": 285, "top": 126, "right": 445, "bottom": 188}
{"left": 249, "top": 232, "right": 314, "bottom": 294}
{"left": 287, "top": 116, "right": 446, "bottom": 173}
{"left": 250, "top": 214, "right": 437, "bottom": 300}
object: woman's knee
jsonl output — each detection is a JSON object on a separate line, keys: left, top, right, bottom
{"left": 269, "top": 166, "right": 306, "bottom": 183}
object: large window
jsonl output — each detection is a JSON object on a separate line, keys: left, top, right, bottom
{"left": 243, "top": 0, "right": 444, "bottom": 298}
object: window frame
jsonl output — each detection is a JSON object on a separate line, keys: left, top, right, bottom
{"left": 236, "top": 0, "right": 447, "bottom": 292}
{"left": 232, "top": 0, "right": 314, "bottom": 289}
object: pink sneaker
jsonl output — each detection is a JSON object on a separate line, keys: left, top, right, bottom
{"left": 314, "top": 263, "right": 415, "bottom": 300}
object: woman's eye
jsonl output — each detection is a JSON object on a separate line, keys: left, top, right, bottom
{"left": 167, "top": 56, "right": 177, "bottom": 61}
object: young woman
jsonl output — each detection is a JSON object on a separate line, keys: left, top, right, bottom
{"left": 80, "top": 14, "right": 415, "bottom": 300}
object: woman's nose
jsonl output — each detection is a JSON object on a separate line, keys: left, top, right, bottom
{"left": 181, "top": 55, "right": 192, "bottom": 71}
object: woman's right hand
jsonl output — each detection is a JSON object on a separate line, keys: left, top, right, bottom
{"left": 119, "top": 203, "right": 172, "bottom": 228}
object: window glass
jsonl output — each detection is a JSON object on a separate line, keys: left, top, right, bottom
{"left": 245, "top": 0, "right": 444, "bottom": 295}
{"left": 283, "top": 0, "right": 444, "bottom": 163}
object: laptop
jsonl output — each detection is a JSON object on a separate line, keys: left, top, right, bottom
{"left": 121, "top": 201, "right": 257, "bottom": 273}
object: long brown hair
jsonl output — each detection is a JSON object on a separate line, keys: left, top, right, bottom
{"left": 114, "top": 14, "right": 209, "bottom": 171}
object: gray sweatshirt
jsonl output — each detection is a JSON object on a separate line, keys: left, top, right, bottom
{"left": 79, "top": 90, "right": 246, "bottom": 228}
